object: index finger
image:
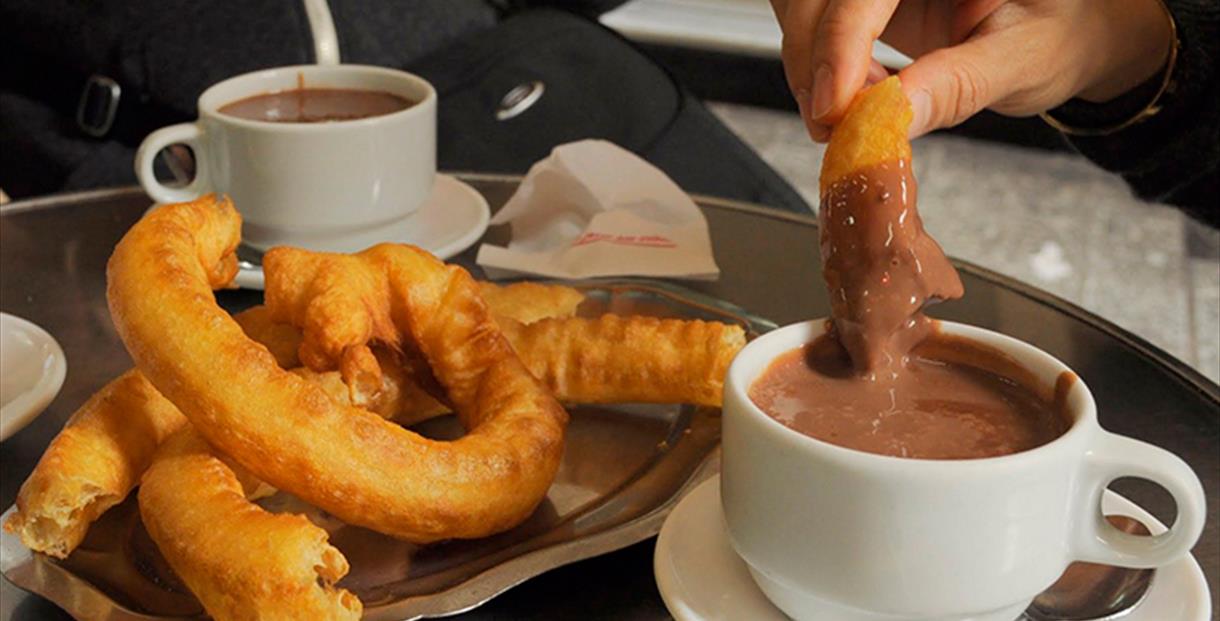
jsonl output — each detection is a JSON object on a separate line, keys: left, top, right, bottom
{"left": 810, "top": 0, "right": 901, "bottom": 124}
{"left": 776, "top": 0, "right": 832, "bottom": 138}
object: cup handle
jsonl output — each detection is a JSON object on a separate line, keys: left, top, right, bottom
{"left": 1074, "top": 431, "right": 1206, "bottom": 568}
{"left": 134, "top": 123, "right": 208, "bottom": 204}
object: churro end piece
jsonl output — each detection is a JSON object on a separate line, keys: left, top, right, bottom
{"left": 819, "top": 76, "right": 913, "bottom": 195}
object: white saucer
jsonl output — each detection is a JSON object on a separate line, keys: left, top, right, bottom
{"left": 0, "top": 313, "right": 67, "bottom": 441}
{"left": 232, "top": 174, "right": 490, "bottom": 289}
{"left": 655, "top": 475, "right": 1212, "bottom": 621}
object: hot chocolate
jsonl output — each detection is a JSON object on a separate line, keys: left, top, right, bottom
{"left": 219, "top": 88, "right": 414, "bottom": 123}
{"left": 749, "top": 331, "right": 1072, "bottom": 459}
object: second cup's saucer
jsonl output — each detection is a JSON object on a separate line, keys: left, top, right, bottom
{"left": 233, "top": 174, "right": 489, "bottom": 289}
{"left": 654, "top": 475, "right": 1211, "bottom": 621}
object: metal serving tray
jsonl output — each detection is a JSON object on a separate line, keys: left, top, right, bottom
{"left": 1, "top": 281, "right": 775, "bottom": 621}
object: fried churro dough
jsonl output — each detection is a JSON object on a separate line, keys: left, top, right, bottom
{"left": 233, "top": 305, "right": 304, "bottom": 368}
{"left": 139, "top": 428, "right": 360, "bottom": 621}
{"left": 291, "top": 347, "right": 446, "bottom": 424}
{"left": 4, "top": 288, "right": 633, "bottom": 558}
{"left": 478, "top": 281, "right": 585, "bottom": 325}
{"left": 2, "top": 371, "right": 183, "bottom": 558}
{"left": 819, "top": 76, "right": 912, "bottom": 194}
{"left": 239, "top": 280, "right": 586, "bottom": 370}
{"left": 11, "top": 194, "right": 737, "bottom": 594}
{"left": 3, "top": 307, "right": 318, "bottom": 558}
{"left": 327, "top": 315, "right": 746, "bottom": 426}
{"left": 10, "top": 261, "right": 732, "bottom": 564}
{"left": 108, "top": 196, "right": 568, "bottom": 543}
{"left": 374, "top": 315, "right": 747, "bottom": 420}
{"left": 501, "top": 315, "right": 745, "bottom": 407}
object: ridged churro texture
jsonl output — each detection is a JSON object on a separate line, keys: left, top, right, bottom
{"left": 501, "top": 315, "right": 745, "bottom": 407}
{"left": 819, "top": 76, "right": 912, "bottom": 194}
{"left": 478, "top": 281, "right": 585, "bottom": 325}
{"left": 139, "top": 429, "right": 360, "bottom": 621}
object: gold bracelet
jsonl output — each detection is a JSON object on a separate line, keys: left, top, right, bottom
{"left": 1040, "top": 0, "right": 1179, "bottom": 137}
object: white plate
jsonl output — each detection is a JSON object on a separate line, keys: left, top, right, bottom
{"left": 655, "top": 475, "right": 1212, "bottom": 621}
{"left": 0, "top": 313, "right": 66, "bottom": 441}
{"left": 232, "top": 173, "right": 490, "bottom": 289}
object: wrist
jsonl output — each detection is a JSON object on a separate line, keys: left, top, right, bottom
{"left": 1040, "top": 0, "right": 1179, "bottom": 137}
{"left": 1076, "top": 0, "right": 1173, "bottom": 103}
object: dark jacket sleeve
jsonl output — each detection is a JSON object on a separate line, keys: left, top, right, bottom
{"left": 1046, "top": 0, "right": 1218, "bottom": 227}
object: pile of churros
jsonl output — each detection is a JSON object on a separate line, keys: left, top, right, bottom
{"left": 4, "top": 196, "right": 746, "bottom": 620}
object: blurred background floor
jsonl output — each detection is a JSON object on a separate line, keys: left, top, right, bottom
{"left": 708, "top": 102, "right": 1220, "bottom": 383}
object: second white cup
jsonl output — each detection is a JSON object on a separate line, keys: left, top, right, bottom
{"left": 135, "top": 64, "right": 436, "bottom": 253}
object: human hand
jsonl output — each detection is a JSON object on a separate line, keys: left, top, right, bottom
{"left": 769, "top": 0, "right": 1174, "bottom": 141}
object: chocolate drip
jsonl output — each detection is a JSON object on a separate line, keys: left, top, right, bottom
{"left": 745, "top": 158, "right": 1069, "bottom": 460}
{"left": 818, "top": 159, "right": 963, "bottom": 377}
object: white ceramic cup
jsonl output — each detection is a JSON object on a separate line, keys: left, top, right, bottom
{"left": 721, "top": 319, "right": 1207, "bottom": 621}
{"left": 135, "top": 64, "right": 436, "bottom": 253}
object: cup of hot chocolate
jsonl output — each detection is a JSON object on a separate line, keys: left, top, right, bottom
{"left": 135, "top": 64, "right": 436, "bottom": 253}
{"left": 720, "top": 318, "right": 1206, "bottom": 621}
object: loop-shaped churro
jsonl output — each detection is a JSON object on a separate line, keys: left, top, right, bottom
{"left": 107, "top": 196, "right": 567, "bottom": 543}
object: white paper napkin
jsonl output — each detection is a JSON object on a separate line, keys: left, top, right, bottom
{"left": 476, "top": 140, "right": 719, "bottom": 280}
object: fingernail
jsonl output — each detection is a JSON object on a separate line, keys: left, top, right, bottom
{"left": 908, "top": 89, "right": 932, "bottom": 138}
{"left": 812, "top": 64, "right": 833, "bottom": 120}
{"left": 867, "top": 62, "right": 888, "bottom": 85}
{"left": 794, "top": 87, "right": 811, "bottom": 121}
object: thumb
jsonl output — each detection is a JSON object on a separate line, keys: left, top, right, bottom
{"left": 897, "top": 30, "right": 1034, "bottom": 138}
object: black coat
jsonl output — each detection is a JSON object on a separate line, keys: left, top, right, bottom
{"left": 0, "top": 1, "right": 807, "bottom": 213}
